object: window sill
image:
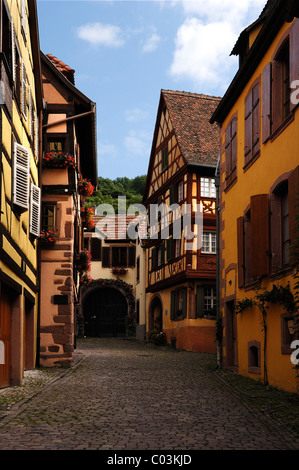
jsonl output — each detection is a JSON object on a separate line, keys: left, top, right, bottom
{"left": 270, "top": 265, "right": 294, "bottom": 280}
{"left": 224, "top": 170, "right": 237, "bottom": 193}
{"left": 270, "top": 113, "right": 294, "bottom": 143}
{"left": 243, "top": 150, "right": 260, "bottom": 173}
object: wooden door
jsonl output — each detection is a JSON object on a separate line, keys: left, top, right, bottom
{"left": 0, "top": 290, "right": 12, "bottom": 388}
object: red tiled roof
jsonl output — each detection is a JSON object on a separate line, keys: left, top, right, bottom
{"left": 162, "top": 90, "right": 221, "bottom": 166}
{"left": 46, "top": 54, "right": 75, "bottom": 85}
{"left": 93, "top": 215, "right": 147, "bottom": 240}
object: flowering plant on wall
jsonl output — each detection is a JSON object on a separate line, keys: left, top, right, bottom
{"left": 79, "top": 179, "right": 94, "bottom": 197}
{"left": 43, "top": 152, "right": 76, "bottom": 169}
{"left": 80, "top": 273, "right": 92, "bottom": 286}
{"left": 112, "top": 266, "right": 128, "bottom": 275}
{"left": 40, "top": 230, "right": 60, "bottom": 243}
{"left": 76, "top": 250, "right": 92, "bottom": 273}
{"left": 81, "top": 207, "right": 95, "bottom": 230}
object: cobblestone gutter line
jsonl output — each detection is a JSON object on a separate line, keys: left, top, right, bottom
{"left": 0, "top": 352, "right": 85, "bottom": 424}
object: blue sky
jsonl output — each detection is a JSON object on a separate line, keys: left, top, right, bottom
{"left": 36, "top": 0, "right": 267, "bottom": 180}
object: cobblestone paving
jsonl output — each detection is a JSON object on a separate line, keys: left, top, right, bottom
{"left": 0, "top": 338, "right": 298, "bottom": 450}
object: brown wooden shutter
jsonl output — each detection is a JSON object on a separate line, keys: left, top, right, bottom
{"left": 252, "top": 83, "right": 260, "bottom": 157}
{"left": 128, "top": 246, "right": 136, "bottom": 267}
{"left": 288, "top": 165, "right": 299, "bottom": 259}
{"left": 270, "top": 192, "right": 282, "bottom": 271}
{"left": 272, "top": 60, "right": 283, "bottom": 133}
{"left": 170, "top": 290, "right": 176, "bottom": 321}
{"left": 102, "top": 247, "right": 110, "bottom": 267}
{"left": 237, "top": 217, "right": 245, "bottom": 287}
{"left": 231, "top": 118, "right": 237, "bottom": 171}
{"left": 91, "top": 238, "right": 102, "bottom": 261}
{"left": 225, "top": 125, "right": 232, "bottom": 174}
{"left": 244, "top": 93, "right": 252, "bottom": 163}
{"left": 290, "top": 18, "right": 299, "bottom": 112}
{"left": 262, "top": 62, "right": 271, "bottom": 143}
{"left": 250, "top": 194, "right": 270, "bottom": 278}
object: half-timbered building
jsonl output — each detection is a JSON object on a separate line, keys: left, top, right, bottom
{"left": 0, "top": 0, "right": 43, "bottom": 388}
{"left": 143, "top": 90, "right": 221, "bottom": 352}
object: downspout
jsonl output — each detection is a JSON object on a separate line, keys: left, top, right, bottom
{"left": 215, "top": 154, "right": 222, "bottom": 368}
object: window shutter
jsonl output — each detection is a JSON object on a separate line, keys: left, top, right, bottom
{"left": 231, "top": 119, "right": 237, "bottom": 171}
{"left": 288, "top": 165, "right": 299, "bottom": 257}
{"left": 237, "top": 217, "right": 245, "bottom": 288}
{"left": 290, "top": 18, "right": 299, "bottom": 112}
{"left": 166, "top": 238, "right": 172, "bottom": 262}
{"left": 21, "top": 0, "right": 27, "bottom": 38}
{"left": 29, "top": 183, "right": 40, "bottom": 237}
{"left": 262, "top": 63, "right": 271, "bottom": 142}
{"left": 29, "top": 88, "right": 33, "bottom": 138}
{"left": 90, "top": 237, "right": 102, "bottom": 261}
{"left": 169, "top": 184, "right": 175, "bottom": 205}
{"left": 250, "top": 194, "right": 270, "bottom": 278}
{"left": 225, "top": 125, "right": 232, "bottom": 174}
{"left": 244, "top": 92, "right": 252, "bottom": 162}
{"left": 272, "top": 60, "right": 283, "bottom": 133}
{"left": 11, "top": 20, "right": 16, "bottom": 82}
{"left": 252, "top": 83, "right": 260, "bottom": 157}
{"left": 102, "top": 247, "right": 110, "bottom": 267}
{"left": 196, "top": 286, "right": 205, "bottom": 318}
{"left": 151, "top": 247, "right": 156, "bottom": 269}
{"left": 21, "top": 60, "right": 27, "bottom": 120}
{"left": 34, "top": 112, "right": 39, "bottom": 161}
{"left": 270, "top": 192, "right": 282, "bottom": 270}
{"left": 182, "top": 287, "right": 187, "bottom": 318}
{"left": 170, "top": 290, "right": 176, "bottom": 321}
{"left": 13, "top": 143, "right": 30, "bottom": 209}
{"left": 128, "top": 246, "right": 136, "bottom": 267}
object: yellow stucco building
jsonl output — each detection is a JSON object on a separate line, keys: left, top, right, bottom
{"left": 0, "top": 0, "right": 43, "bottom": 387}
{"left": 211, "top": 0, "right": 299, "bottom": 393}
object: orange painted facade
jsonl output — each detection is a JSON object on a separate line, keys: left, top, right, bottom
{"left": 211, "top": 1, "right": 299, "bottom": 393}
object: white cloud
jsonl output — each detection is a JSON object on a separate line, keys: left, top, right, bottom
{"left": 170, "top": 19, "right": 237, "bottom": 93}
{"left": 142, "top": 32, "right": 161, "bottom": 52}
{"left": 100, "top": 142, "right": 118, "bottom": 159}
{"left": 77, "top": 22, "right": 124, "bottom": 47}
{"left": 125, "top": 108, "right": 149, "bottom": 122}
{"left": 124, "top": 131, "right": 151, "bottom": 157}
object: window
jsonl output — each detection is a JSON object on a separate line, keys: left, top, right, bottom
{"left": 21, "top": 60, "right": 28, "bottom": 120}
{"left": 157, "top": 243, "right": 165, "bottom": 266}
{"left": 200, "top": 177, "right": 216, "bottom": 198}
{"left": 204, "top": 287, "right": 216, "bottom": 317}
{"left": 136, "top": 256, "right": 140, "bottom": 282}
{"left": 175, "top": 239, "right": 180, "bottom": 258}
{"left": 201, "top": 231, "right": 216, "bottom": 254}
{"left": 2, "top": 4, "right": 12, "bottom": 74}
{"left": 272, "top": 39, "right": 290, "bottom": 132}
{"left": 248, "top": 341, "right": 261, "bottom": 374}
{"left": 244, "top": 81, "right": 260, "bottom": 165}
{"left": 225, "top": 116, "right": 237, "bottom": 181}
{"left": 271, "top": 182, "right": 290, "bottom": 270}
{"left": 90, "top": 237, "right": 102, "bottom": 261}
{"left": 48, "top": 140, "right": 64, "bottom": 152}
{"left": 170, "top": 287, "right": 187, "bottom": 321}
{"left": 13, "top": 143, "right": 30, "bottom": 210}
{"left": 162, "top": 146, "right": 168, "bottom": 171}
{"left": 281, "top": 314, "right": 295, "bottom": 354}
{"left": 177, "top": 181, "right": 184, "bottom": 202}
{"left": 102, "top": 246, "right": 135, "bottom": 268}
{"left": 41, "top": 204, "right": 56, "bottom": 232}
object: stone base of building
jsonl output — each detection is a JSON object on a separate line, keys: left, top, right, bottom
{"left": 164, "top": 326, "right": 217, "bottom": 354}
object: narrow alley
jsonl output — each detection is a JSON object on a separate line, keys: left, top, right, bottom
{"left": 0, "top": 339, "right": 298, "bottom": 452}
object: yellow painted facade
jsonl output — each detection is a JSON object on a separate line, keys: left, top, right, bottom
{"left": 211, "top": 5, "right": 299, "bottom": 393}
{"left": 0, "top": 0, "right": 42, "bottom": 387}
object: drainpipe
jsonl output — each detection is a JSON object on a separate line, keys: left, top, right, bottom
{"left": 215, "top": 155, "right": 222, "bottom": 368}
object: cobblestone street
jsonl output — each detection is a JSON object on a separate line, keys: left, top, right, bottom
{"left": 0, "top": 338, "right": 298, "bottom": 451}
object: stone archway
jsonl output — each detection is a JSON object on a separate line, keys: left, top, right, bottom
{"left": 148, "top": 295, "right": 163, "bottom": 333}
{"left": 80, "top": 278, "right": 135, "bottom": 338}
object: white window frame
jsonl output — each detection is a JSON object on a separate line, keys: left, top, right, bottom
{"left": 204, "top": 287, "right": 216, "bottom": 315}
{"left": 201, "top": 231, "right": 216, "bottom": 254}
{"left": 200, "top": 177, "right": 216, "bottom": 198}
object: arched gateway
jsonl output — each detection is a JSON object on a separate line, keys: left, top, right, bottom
{"left": 80, "top": 279, "right": 135, "bottom": 338}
